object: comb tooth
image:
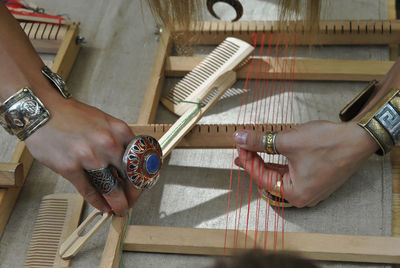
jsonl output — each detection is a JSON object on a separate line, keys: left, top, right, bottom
{"left": 24, "top": 194, "right": 84, "bottom": 268}
{"left": 161, "top": 37, "right": 254, "bottom": 115}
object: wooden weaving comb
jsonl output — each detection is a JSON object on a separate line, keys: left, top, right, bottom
{"left": 161, "top": 37, "right": 254, "bottom": 116}
{"left": 24, "top": 193, "right": 84, "bottom": 268}
{"left": 59, "top": 37, "right": 254, "bottom": 259}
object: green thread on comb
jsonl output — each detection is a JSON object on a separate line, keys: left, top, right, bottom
{"left": 160, "top": 98, "right": 204, "bottom": 149}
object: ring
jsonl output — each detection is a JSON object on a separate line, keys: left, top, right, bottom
{"left": 274, "top": 179, "right": 282, "bottom": 193}
{"left": 86, "top": 167, "right": 117, "bottom": 195}
{"left": 260, "top": 180, "right": 292, "bottom": 207}
{"left": 263, "top": 131, "right": 279, "bottom": 154}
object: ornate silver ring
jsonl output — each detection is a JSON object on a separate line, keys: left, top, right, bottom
{"left": 262, "top": 131, "right": 279, "bottom": 154}
{"left": 86, "top": 167, "right": 117, "bottom": 195}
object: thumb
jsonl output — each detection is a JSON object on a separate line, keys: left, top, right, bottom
{"left": 234, "top": 129, "right": 287, "bottom": 154}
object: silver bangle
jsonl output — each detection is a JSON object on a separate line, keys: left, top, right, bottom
{"left": 0, "top": 87, "right": 50, "bottom": 140}
{"left": 41, "top": 66, "right": 71, "bottom": 99}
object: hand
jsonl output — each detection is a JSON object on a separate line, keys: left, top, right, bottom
{"left": 233, "top": 121, "right": 378, "bottom": 207}
{"left": 25, "top": 97, "right": 139, "bottom": 216}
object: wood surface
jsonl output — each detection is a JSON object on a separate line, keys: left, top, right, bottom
{"left": 0, "top": 162, "right": 23, "bottom": 187}
{"left": 159, "top": 71, "right": 236, "bottom": 156}
{"left": 24, "top": 193, "right": 84, "bottom": 268}
{"left": 161, "top": 38, "right": 253, "bottom": 116}
{"left": 19, "top": 22, "right": 67, "bottom": 53}
{"left": 166, "top": 56, "right": 394, "bottom": 82}
{"left": 51, "top": 23, "right": 81, "bottom": 80}
{"left": 177, "top": 20, "right": 400, "bottom": 46}
{"left": 100, "top": 23, "right": 173, "bottom": 268}
{"left": 102, "top": 17, "right": 400, "bottom": 267}
{"left": 129, "top": 123, "right": 291, "bottom": 149}
{"left": 137, "top": 30, "right": 173, "bottom": 124}
{"left": 123, "top": 226, "right": 400, "bottom": 264}
{"left": 60, "top": 209, "right": 112, "bottom": 259}
{"left": 0, "top": 24, "right": 81, "bottom": 239}
{"left": 388, "top": 0, "right": 399, "bottom": 59}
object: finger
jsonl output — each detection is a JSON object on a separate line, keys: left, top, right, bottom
{"left": 67, "top": 171, "right": 111, "bottom": 212}
{"left": 109, "top": 119, "right": 135, "bottom": 147}
{"left": 101, "top": 183, "right": 129, "bottom": 216}
{"left": 81, "top": 157, "right": 129, "bottom": 216}
{"left": 111, "top": 165, "right": 143, "bottom": 208}
{"left": 264, "top": 162, "right": 288, "bottom": 176}
{"left": 234, "top": 129, "right": 285, "bottom": 154}
{"left": 235, "top": 148, "right": 282, "bottom": 191}
{"left": 123, "top": 183, "right": 143, "bottom": 207}
{"left": 101, "top": 122, "right": 142, "bottom": 208}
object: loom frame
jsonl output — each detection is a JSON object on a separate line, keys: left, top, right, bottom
{"left": 99, "top": 17, "right": 400, "bottom": 268}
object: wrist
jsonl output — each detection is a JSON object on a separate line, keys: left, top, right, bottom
{"left": 0, "top": 66, "right": 71, "bottom": 141}
{"left": 344, "top": 121, "right": 380, "bottom": 156}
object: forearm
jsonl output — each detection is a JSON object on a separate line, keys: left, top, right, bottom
{"left": 0, "top": 3, "right": 63, "bottom": 109}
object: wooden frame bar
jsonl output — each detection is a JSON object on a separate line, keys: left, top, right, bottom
{"left": 123, "top": 226, "right": 400, "bottom": 264}
{"left": 101, "top": 19, "right": 400, "bottom": 266}
{"left": 179, "top": 20, "right": 400, "bottom": 45}
{"left": 166, "top": 56, "right": 394, "bottom": 81}
{"left": 0, "top": 23, "right": 81, "bottom": 238}
{"left": 128, "top": 123, "right": 291, "bottom": 148}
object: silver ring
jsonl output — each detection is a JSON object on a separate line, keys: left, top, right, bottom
{"left": 262, "top": 131, "right": 279, "bottom": 154}
{"left": 86, "top": 167, "right": 117, "bottom": 195}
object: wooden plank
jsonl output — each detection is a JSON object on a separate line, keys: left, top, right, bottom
{"left": 0, "top": 24, "right": 81, "bottom": 239}
{"left": 388, "top": 0, "right": 399, "bottom": 61}
{"left": 123, "top": 226, "right": 400, "bottom": 264}
{"left": 19, "top": 22, "right": 66, "bottom": 53}
{"left": 137, "top": 30, "right": 173, "bottom": 124}
{"left": 392, "top": 147, "right": 400, "bottom": 237}
{"left": 176, "top": 20, "right": 400, "bottom": 46}
{"left": 51, "top": 23, "right": 81, "bottom": 80}
{"left": 0, "top": 142, "right": 33, "bottom": 237}
{"left": 0, "top": 163, "right": 23, "bottom": 187}
{"left": 129, "top": 123, "right": 291, "bottom": 149}
{"left": 166, "top": 56, "right": 394, "bottom": 81}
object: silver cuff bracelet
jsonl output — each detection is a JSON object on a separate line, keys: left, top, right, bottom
{"left": 0, "top": 87, "right": 50, "bottom": 140}
{"left": 41, "top": 66, "right": 71, "bottom": 99}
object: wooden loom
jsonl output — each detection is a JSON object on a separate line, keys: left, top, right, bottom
{"left": 1, "top": 12, "right": 400, "bottom": 268}
{"left": 98, "top": 18, "right": 400, "bottom": 267}
{"left": 0, "top": 21, "right": 81, "bottom": 238}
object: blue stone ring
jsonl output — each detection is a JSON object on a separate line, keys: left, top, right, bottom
{"left": 122, "top": 135, "right": 163, "bottom": 189}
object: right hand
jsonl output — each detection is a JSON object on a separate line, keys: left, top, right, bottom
{"left": 25, "top": 97, "right": 140, "bottom": 216}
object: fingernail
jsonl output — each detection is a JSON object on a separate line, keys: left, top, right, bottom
{"left": 103, "top": 205, "right": 111, "bottom": 213}
{"left": 234, "top": 130, "right": 248, "bottom": 145}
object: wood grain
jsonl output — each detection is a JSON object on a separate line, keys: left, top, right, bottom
{"left": 24, "top": 193, "right": 84, "bottom": 268}
{"left": 166, "top": 56, "right": 393, "bottom": 81}
{"left": 123, "top": 225, "right": 400, "bottom": 264}
{"left": 0, "top": 163, "right": 23, "bottom": 187}
{"left": 129, "top": 123, "right": 292, "bottom": 149}
{"left": 178, "top": 20, "right": 400, "bottom": 46}
{"left": 19, "top": 22, "right": 67, "bottom": 53}
{"left": 137, "top": 30, "right": 173, "bottom": 124}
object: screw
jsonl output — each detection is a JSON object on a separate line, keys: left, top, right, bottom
{"left": 76, "top": 36, "right": 87, "bottom": 44}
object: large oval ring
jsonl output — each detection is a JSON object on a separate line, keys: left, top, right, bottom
{"left": 260, "top": 187, "right": 292, "bottom": 208}
{"left": 86, "top": 167, "right": 117, "bottom": 195}
{"left": 263, "top": 131, "right": 279, "bottom": 154}
{"left": 122, "top": 135, "right": 163, "bottom": 190}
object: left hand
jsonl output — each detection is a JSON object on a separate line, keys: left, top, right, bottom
{"left": 233, "top": 120, "right": 378, "bottom": 207}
